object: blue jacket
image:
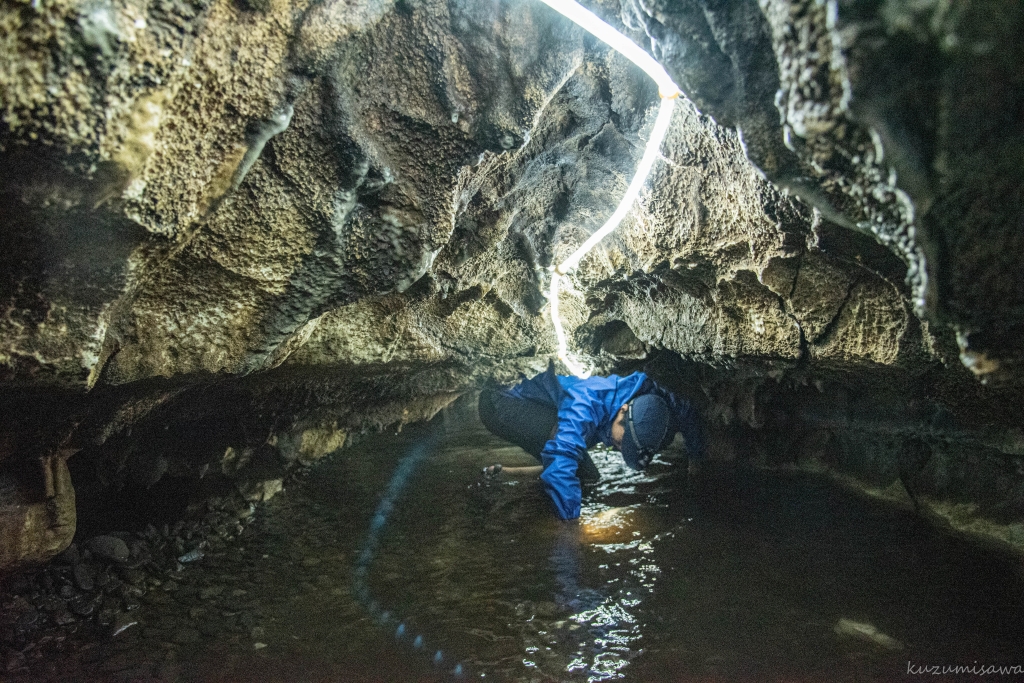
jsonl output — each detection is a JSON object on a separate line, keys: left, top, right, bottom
{"left": 508, "top": 369, "right": 705, "bottom": 520}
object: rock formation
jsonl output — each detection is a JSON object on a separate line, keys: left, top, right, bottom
{"left": 2, "top": 0, "right": 1023, "bottom": 572}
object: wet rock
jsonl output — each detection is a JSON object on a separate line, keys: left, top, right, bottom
{"left": 4, "top": 649, "right": 26, "bottom": 672}
{"left": 94, "top": 569, "right": 112, "bottom": 589}
{"left": 111, "top": 612, "right": 139, "bottom": 637}
{"left": 103, "top": 575, "right": 124, "bottom": 595}
{"left": 178, "top": 549, "right": 204, "bottom": 563}
{"left": 73, "top": 563, "right": 96, "bottom": 591}
{"left": 86, "top": 536, "right": 131, "bottom": 564}
{"left": 532, "top": 602, "right": 565, "bottom": 618}
{"left": 16, "top": 608, "right": 39, "bottom": 626}
{"left": 237, "top": 478, "right": 284, "bottom": 503}
{"left": 199, "top": 585, "right": 225, "bottom": 600}
{"left": 39, "top": 595, "right": 66, "bottom": 612}
{"left": 120, "top": 568, "right": 147, "bottom": 585}
{"left": 142, "top": 591, "right": 170, "bottom": 606}
{"left": 52, "top": 609, "right": 75, "bottom": 626}
{"left": 129, "top": 540, "right": 147, "bottom": 559}
{"left": 834, "top": 618, "right": 904, "bottom": 650}
{"left": 70, "top": 597, "right": 97, "bottom": 617}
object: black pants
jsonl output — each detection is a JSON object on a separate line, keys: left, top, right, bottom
{"left": 478, "top": 388, "right": 600, "bottom": 483}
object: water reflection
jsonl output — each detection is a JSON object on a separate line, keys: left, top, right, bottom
{"left": 8, "top": 413, "right": 1024, "bottom": 683}
{"left": 489, "top": 448, "right": 680, "bottom": 681}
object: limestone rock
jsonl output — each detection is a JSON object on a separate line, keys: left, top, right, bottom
{"left": 0, "top": 0, "right": 1023, "bottom": 573}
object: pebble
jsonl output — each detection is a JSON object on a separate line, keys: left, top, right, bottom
{"left": 0, "top": 490, "right": 281, "bottom": 677}
{"left": 120, "top": 568, "right": 147, "bottom": 585}
{"left": 5, "top": 650, "right": 26, "bottom": 671}
{"left": 40, "top": 595, "right": 65, "bottom": 612}
{"left": 71, "top": 598, "right": 95, "bottom": 617}
{"left": 52, "top": 610, "right": 75, "bottom": 626}
{"left": 73, "top": 563, "right": 95, "bottom": 591}
{"left": 17, "top": 608, "right": 39, "bottom": 626}
{"left": 111, "top": 613, "right": 139, "bottom": 637}
{"left": 178, "top": 549, "right": 204, "bottom": 563}
{"left": 199, "top": 586, "right": 224, "bottom": 600}
{"left": 86, "top": 536, "right": 131, "bottom": 564}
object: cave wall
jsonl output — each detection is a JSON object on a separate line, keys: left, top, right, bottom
{"left": 1, "top": 0, "right": 1023, "bottom": 572}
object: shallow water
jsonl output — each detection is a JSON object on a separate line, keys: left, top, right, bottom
{"left": 12, "top": 412, "right": 1024, "bottom": 682}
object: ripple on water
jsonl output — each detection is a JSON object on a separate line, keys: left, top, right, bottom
{"left": 8, "top": 418, "right": 1024, "bottom": 682}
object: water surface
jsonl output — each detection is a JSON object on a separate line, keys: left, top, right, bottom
{"left": 13, "top": 412, "right": 1024, "bottom": 682}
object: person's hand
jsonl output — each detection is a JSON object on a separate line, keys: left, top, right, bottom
{"left": 481, "top": 463, "right": 503, "bottom": 478}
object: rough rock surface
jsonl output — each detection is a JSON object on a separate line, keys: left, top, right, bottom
{"left": 0, "top": 0, "right": 1022, "bottom": 572}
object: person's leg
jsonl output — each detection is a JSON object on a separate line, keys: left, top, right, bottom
{"left": 478, "top": 388, "right": 602, "bottom": 484}
{"left": 478, "top": 388, "right": 557, "bottom": 459}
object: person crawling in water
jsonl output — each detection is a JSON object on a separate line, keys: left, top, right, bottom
{"left": 478, "top": 362, "right": 706, "bottom": 520}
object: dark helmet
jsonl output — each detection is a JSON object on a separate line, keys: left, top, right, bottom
{"left": 621, "top": 394, "right": 669, "bottom": 470}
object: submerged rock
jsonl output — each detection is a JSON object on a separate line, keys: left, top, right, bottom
{"left": 73, "top": 564, "right": 95, "bottom": 592}
{"left": 834, "top": 618, "right": 904, "bottom": 651}
{"left": 85, "top": 537, "right": 130, "bottom": 564}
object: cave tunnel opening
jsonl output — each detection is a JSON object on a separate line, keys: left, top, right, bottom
{"left": 3, "top": 0, "right": 1024, "bottom": 678}
{"left": 2, "top": 352, "right": 1024, "bottom": 681}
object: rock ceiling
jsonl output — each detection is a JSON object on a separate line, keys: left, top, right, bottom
{"left": 1, "top": 0, "right": 1023, "bottom": 569}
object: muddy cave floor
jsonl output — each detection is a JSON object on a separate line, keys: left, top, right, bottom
{"left": 3, "top": 412, "right": 1024, "bottom": 682}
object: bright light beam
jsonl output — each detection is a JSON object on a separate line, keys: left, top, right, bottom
{"left": 535, "top": 0, "right": 680, "bottom": 378}
{"left": 535, "top": 0, "right": 678, "bottom": 99}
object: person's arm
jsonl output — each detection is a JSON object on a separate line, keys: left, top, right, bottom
{"left": 539, "top": 393, "right": 599, "bottom": 520}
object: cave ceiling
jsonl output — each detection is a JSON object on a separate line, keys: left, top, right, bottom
{"left": 1, "top": 0, "right": 1023, "bottom": 553}
{"left": 5, "top": 0, "right": 1020, "bottom": 391}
